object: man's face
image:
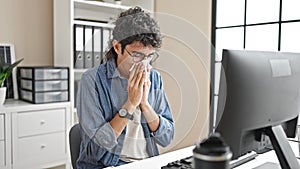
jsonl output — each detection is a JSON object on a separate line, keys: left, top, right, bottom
{"left": 124, "top": 41, "right": 156, "bottom": 65}
{"left": 117, "top": 41, "right": 156, "bottom": 74}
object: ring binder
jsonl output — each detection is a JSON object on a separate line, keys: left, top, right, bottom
{"left": 74, "top": 25, "right": 84, "bottom": 69}
{"left": 74, "top": 24, "right": 113, "bottom": 69}
{"left": 93, "top": 26, "right": 102, "bottom": 67}
{"left": 84, "top": 26, "right": 93, "bottom": 68}
{"left": 102, "top": 28, "right": 111, "bottom": 58}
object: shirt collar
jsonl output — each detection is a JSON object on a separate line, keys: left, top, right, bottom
{"left": 107, "top": 58, "right": 122, "bottom": 79}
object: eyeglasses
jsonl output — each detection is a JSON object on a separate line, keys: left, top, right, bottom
{"left": 125, "top": 48, "right": 159, "bottom": 64}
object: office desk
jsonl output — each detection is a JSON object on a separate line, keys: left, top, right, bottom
{"left": 105, "top": 146, "right": 194, "bottom": 169}
{"left": 106, "top": 141, "right": 300, "bottom": 169}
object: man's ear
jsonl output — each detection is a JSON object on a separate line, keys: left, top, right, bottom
{"left": 113, "top": 40, "right": 122, "bottom": 56}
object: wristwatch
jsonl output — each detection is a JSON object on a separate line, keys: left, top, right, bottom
{"left": 118, "top": 108, "right": 133, "bottom": 120}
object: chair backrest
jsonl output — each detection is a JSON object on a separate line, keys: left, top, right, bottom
{"left": 69, "top": 123, "right": 81, "bottom": 169}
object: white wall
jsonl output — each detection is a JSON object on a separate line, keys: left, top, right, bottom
{"left": 155, "top": 0, "right": 211, "bottom": 152}
{"left": 0, "top": 0, "right": 211, "bottom": 159}
{"left": 0, "top": 0, "right": 53, "bottom": 66}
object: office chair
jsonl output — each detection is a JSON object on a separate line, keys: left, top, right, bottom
{"left": 69, "top": 123, "right": 81, "bottom": 169}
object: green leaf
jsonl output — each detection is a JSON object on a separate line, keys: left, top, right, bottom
{"left": 0, "top": 58, "right": 23, "bottom": 87}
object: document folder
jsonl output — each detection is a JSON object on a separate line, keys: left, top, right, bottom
{"left": 84, "top": 26, "right": 93, "bottom": 68}
{"left": 102, "top": 28, "right": 111, "bottom": 60}
{"left": 74, "top": 25, "right": 84, "bottom": 69}
{"left": 93, "top": 27, "right": 102, "bottom": 67}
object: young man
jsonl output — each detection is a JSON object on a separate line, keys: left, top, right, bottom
{"left": 76, "top": 6, "right": 174, "bottom": 168}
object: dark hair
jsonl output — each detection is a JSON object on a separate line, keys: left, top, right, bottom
{"left": 105, "top": 6, "right": 162, "bottom": 60}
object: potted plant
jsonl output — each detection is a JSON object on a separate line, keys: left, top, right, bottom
{"left": 0, "top": 58, "right": 23, "bottom": 105}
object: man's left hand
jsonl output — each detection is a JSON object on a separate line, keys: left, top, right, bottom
{"left": 140, "top": 65, "right": 151, "bottom": 106}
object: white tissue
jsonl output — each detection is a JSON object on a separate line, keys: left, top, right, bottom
{"left": 129, "top": 63, "right": 135, "bottom": 72}
{"left": 141, "top": 59, "right": 149, "bottom": 67}
{"left": 141, "top": 59, "right": 152, "bottom": 83}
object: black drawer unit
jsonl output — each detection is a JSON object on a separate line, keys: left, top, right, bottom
{"left": 17, "top": 67, "right": 69, "bottom": 104}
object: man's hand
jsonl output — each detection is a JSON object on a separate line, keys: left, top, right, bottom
{"left": 140, "top": 65, "right": 151, "bottom": 107}
{"left": 128, "top": 64, "right": 159, "bottom": 132}
{"left": 126, "top": 63, "right": 146, "bottom": 110}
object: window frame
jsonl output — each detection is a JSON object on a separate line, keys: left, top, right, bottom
{"left": 210, "top": 0, "right": 300, "bottom": 132}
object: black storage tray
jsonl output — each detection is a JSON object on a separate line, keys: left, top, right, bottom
{"left": 19, "top": 89, "right": 69, "bottom": 104}
{"left": 17, "top": 67, "right": 70, "bottom": 104}
{"left": 17, "top": 66, "right": 69, "bottom": 80}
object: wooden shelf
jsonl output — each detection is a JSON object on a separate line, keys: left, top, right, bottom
{"left": 74, "top": 0, "right": 130, "bottom": 22}
{"left": 74, "top": 69, "right": 88, "bottom": 74}
{"left": 73, "top": 20, "right": 114, "bottom": 28}
{"left": 74, "top": 0, "right": 130, "bottom": 11}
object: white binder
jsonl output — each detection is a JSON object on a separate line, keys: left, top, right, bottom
{"left": 74, "top": 25, "right": 84, "bottom": 69}
{"left": 84, "top": 26, "right": 93, "bottom": 68}
{"left": 93, "top": 27, "right": 102, "bottom": 67}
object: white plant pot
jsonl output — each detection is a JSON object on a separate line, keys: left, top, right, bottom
{"left": 115, "top": 1, "right": 121, "bottom": 5}
{"left": 0, "top": 87, "right": 7, "bottom": 105}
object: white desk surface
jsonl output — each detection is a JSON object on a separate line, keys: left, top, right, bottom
{"left": 105, "top": 146, "right": 194, "bottom": 169}
{"left": 106, "top": 141, "right": 300, "bottom": 169}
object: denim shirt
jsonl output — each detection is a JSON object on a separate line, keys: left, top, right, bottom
{"left": 76, "top": 58, "right": 174, "bottom": 168}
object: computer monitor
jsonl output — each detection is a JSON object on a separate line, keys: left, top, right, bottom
{"left": 215, "top": 49, "right": 300, "bottom": 169}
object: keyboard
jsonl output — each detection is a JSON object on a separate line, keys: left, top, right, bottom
{"left": 161, "top": 151, "right": 258, "bottom": 169}
{"left": 161, "top": 156, "right": 193, "bottom": 169}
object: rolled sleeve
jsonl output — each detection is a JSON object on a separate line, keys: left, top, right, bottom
{"left": 93, "top": 123, "right": 118, "bottom": 150}
{"left": 150, "top": 72, "right": 175, "bottom": 147}
{"left": 153, "top": 114, "right": 174, "bottom": 147}
{"left": 77, "top": 69, "right": 118, "bottom": 151}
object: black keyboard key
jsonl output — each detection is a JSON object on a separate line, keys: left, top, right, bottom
{"left": 161, "top": 156, "right": 193, "bottom": 169}
{"left": 180, "top": 156, "right": 192, "bottom": 165}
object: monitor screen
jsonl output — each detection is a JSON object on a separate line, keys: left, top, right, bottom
{"left": 215, "top": 49, "right": 300, "bottom": 168}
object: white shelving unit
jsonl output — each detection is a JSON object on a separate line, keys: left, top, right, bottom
{"left": 53, "top": 0, "right": 154, "bottom": 124}
{"left": 74, "top": 0, "right": 130, "bottom": 22}
{"left": 0, "top": 100, "right": 71, "bottom": 169}
{"left": 73, "top": 20, "right": 114, "bottom": 28}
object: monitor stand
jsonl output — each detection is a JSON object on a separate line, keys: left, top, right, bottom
{"left": 265, "top": 125, "right": 300, "bottom": 169}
